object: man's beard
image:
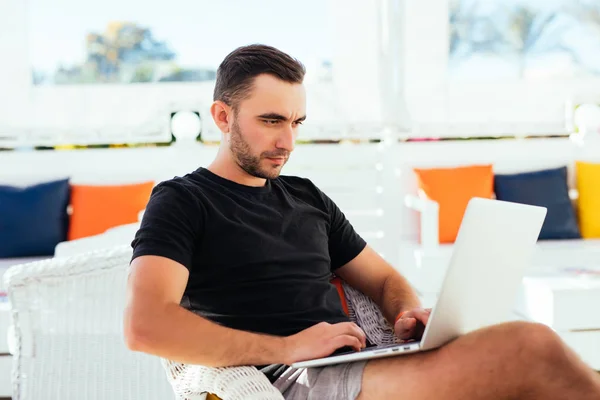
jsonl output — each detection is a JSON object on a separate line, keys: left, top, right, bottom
{"left": 230, "top": 119, "right": 289, "bottom": 180}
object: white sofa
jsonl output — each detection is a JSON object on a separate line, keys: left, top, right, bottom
{"left": 1, "top": 138, "right": 599, "bottom": 399}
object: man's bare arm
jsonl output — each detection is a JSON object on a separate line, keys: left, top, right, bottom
{"left": 334, "top": 246, "right": 421, "bottom": 325}
{"left": 124, "top": 255, "right": 366, "bottom": 366}
{"left": 124, "top": 255, "right": 289, "bottom": 366}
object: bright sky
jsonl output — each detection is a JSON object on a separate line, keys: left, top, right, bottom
{"left": 28, "top": 0, "right": 334, "bottom": 72}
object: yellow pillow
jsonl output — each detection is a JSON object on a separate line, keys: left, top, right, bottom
{"left": 575, "top": 161, "right": 600, "bottom": 238}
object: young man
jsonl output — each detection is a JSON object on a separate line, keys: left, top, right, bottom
{"left": 124, "top": 44, "right": 600, "bottom": 399}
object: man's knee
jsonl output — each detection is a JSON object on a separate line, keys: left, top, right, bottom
{"left": 501, "top": 321, "right": 566, "bottom": 367}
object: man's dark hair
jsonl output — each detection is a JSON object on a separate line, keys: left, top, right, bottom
{"left": 213, "top": 44, "right": 306, "bottom": 110}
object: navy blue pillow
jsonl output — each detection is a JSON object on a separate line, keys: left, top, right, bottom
{"left": 494, "top": 166, "right": 580, "bottom": 240}
{"left": 0, "top": 179, "right": 70, "bottom": 257}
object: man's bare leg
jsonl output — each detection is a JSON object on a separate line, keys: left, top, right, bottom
{"left": 357, "top": 321, "right": 600, "bottom": 400}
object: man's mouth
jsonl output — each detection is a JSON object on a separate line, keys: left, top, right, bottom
{"left": 266, "top": 156, "right": 286, "bottom": 165}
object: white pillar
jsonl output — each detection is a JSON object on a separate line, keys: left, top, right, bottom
{"left": 330, "top": 0, "right": 412, "bottom": 133}
{"left": 0, "top": 0, "right": 31, "bottom": 128}
{"left": 377, "top": 0, "right": 412, "bottom": 133}
{"left": 330, "top": 0, "right": 385, "bottom": 126}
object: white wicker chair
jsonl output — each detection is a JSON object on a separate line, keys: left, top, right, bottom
{"left": 3, "top": 245, "right": 398, "bottom": 400}
{"left": 2, "top": 245, "right": 174, "bottom": 400}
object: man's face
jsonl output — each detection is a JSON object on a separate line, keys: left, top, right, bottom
{"left": 229, "top": 74, "right": 306, "bottom": 180}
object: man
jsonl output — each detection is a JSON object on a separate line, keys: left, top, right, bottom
{"left": 124, "top": 44, "right": 600, "bottom": 399}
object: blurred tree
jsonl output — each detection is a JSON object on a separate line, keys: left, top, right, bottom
{"left": 132, "top": 63, "right": 154, "bottom": 83}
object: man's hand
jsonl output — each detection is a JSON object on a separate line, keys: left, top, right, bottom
{"left": 283, "top": 321, "right": 367, "bottom": 365}
{"left": 394, "top": 307, "right": 431, "bottom": 341}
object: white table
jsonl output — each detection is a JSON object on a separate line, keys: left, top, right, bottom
{"left": 516, "top": 268, "right": 600, "bottom": 370}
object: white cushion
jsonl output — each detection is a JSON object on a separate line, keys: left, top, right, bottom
{"left": 54, "top": 223, "right": 140, "bottom": 258}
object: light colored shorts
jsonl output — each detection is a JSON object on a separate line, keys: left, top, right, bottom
{"left": 272, "top": 361, "right": 367, "bottom": 400}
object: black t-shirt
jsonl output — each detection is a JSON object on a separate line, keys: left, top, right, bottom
{"left": 130, "top": 167, "right": 367, "bottom": 379}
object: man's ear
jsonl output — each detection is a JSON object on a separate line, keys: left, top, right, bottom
{"left": 210, "top": 100, "right": 232, "bottom": 133}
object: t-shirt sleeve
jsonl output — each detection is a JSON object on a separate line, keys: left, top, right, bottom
{"left": 316, "top": 187, "right": 367, "bottom": 271}
{"left": 130, "top": 180, "right": 203, "bottom": 270}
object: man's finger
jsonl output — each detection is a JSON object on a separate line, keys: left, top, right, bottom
{"left": 395, "top": 317, "right": 416, "bottom": 339}
{"left": 331, "top": 322, "right": 367, "bottom": 347}
{"left": 411, "top": 308, "right": 430, "bottom": 325}
{"left": 344, "top": 323, "right": 367, "bottom": 347}
{"left": 399, "top": 318, "right": 416, "bottom": 330}
{"left": 331, "top": 335, "right": 363, "bottom": 352}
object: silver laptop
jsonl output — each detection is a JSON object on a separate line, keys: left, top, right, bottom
{"left": 292, "top": 197, "right": 547, "bottom": 368}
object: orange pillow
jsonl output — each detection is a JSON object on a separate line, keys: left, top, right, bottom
{"left": 68, "top": 181, "right": 154, "bottom": 240}
{"left": 413, "top": 165, "right": 494, "bottom": 243}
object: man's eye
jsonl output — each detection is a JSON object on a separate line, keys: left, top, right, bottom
{"left": 264, "top": 119, "right": 280, "bottom": 125}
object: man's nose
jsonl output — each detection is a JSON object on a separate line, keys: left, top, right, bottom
{"left": 276, "top": 124, "right": 295, "bottom": 152}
